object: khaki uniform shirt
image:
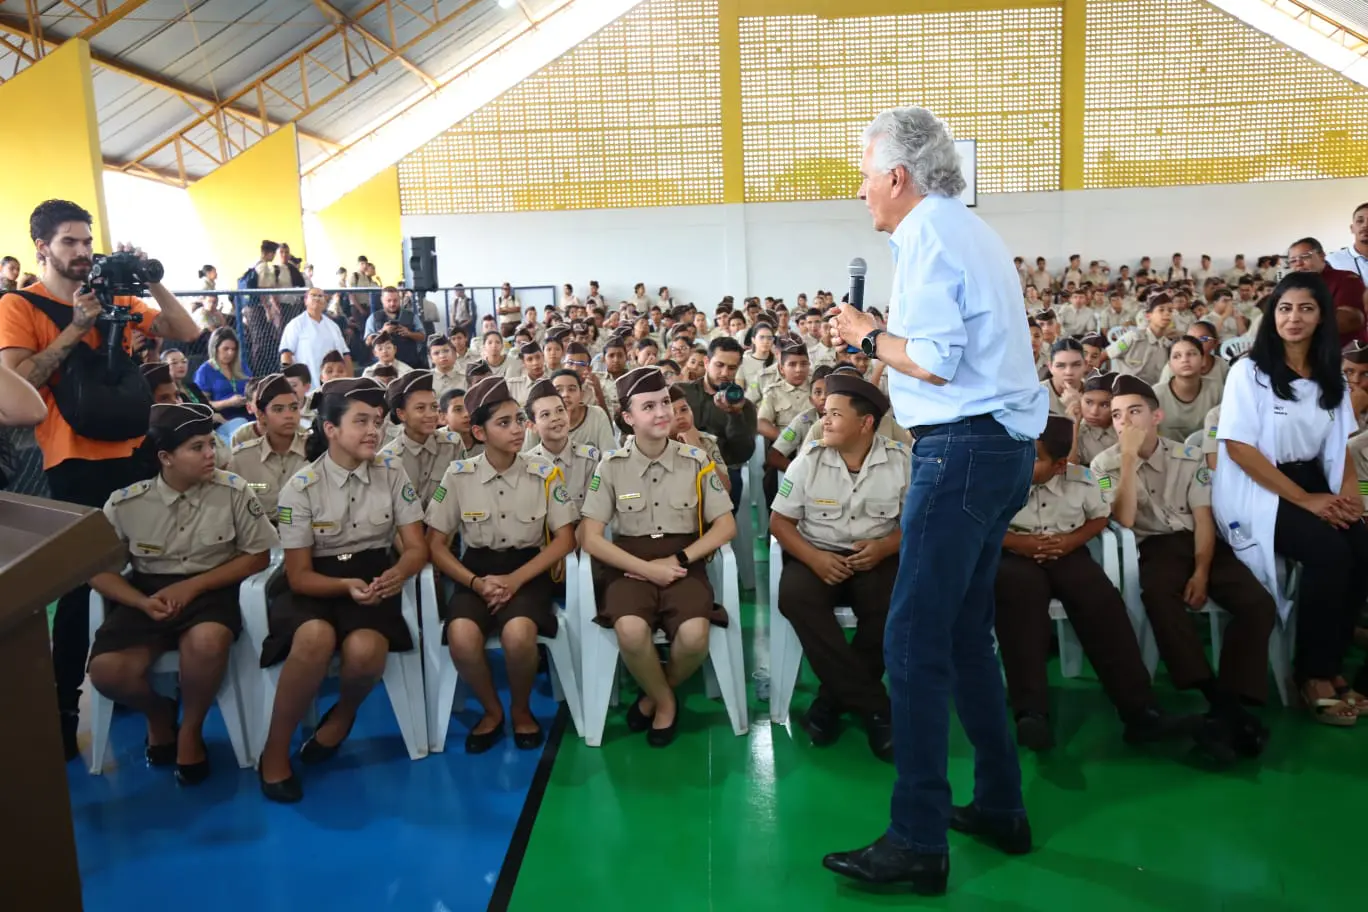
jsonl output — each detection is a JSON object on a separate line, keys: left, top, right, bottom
{"left": 1090, "top": 438, "right": 1212, "bottom": 542}
{"left": 1043, "top": 379, "right": 1072, "bottom": 417}
{"left": 1170, "top": 309, "right": 1196, "bottom": 336}
{"left": 524, "top": 405, "right": 618, "bottom": 455}
{"left": 800, "top": 411, "right": 911, "bottom": 448}
{"left": 432, "top": 366, "right": 464, "bottom": 402}
{"left": 226, "top": 432, "right": 310, "bottom": 521}
{"left": 425, "top": 453, "right": 576, "bottom": 548}
{"left": 505, "top": 371, "right": 548, "bottom": 409}
{"left": 1102, "top": 306, "right": 1137, "bottom": 332}
{"left": 277, "top": 453, "right": 425, "bottom": 557}
{"left": 740, "top": 353, "right": 778, "bottom": 404}
{"left": 1030, "top": 269, "right": 1053, "bottom": 292}
{"left": 1156, "top": 377, "right": 1224, "bottom": 443}
{"left": 1056, "top": 303, "right": 1091, "bottom": 338}
{"left": 485, "top": 354, "right": 515, "bottom": 378}
{"left": 1008, "top": 465, "right": 1109, "bottom": 536}
{"left": 103, "top": 471, "right": 279, "bottom": 575}
{"left": 770, "top": 435, "right": 910, "bottom": 552}
{"left": 214, "top": 434, "right": 231, "bottom": 470}
{"left": 1077, "top": 422, "right": 1118, "bottom": 466}
{"left": 1350, "top": 432, "right": 1368, "bottom": 513}
{"left": 1202, "top": 405, "right": 1221, "bottom": 459}
{"left": 379, "top": 428, "right": 463, "bottom": 506}
{"left": 580, "top": 439, "right": 731, "bottom": 537}
{"left": 774, "top": 407, "right": 818, "bottom": 459}
{"left": 1107, "top": 327, "right": 1172, "bottom": 385}
{"left": 231, "top": 422, "right": 262, "bottom": 449}
{"left": 1159, "top": 356, "right": 1229, "bottom": 390}
{"left": 758, "top": 380, "right": 812, "bottom": 430}
{"left": 362, "top": 359, "right": 414, "bottom": 381}
{"left": 526, "top": 441, "right": 601, "bottom": 509}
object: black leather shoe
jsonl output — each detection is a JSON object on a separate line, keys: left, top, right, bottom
{"left": 1122, "top": 707, "right": 1202, "bottom": 745}
{"left": 625, "top": 695, "right": 654, "bottom": 733}
{"left": 465, "top": 724, "right": 506, "bottom": 754}
{"left": 299, "top": 705, "right": 353, "bottom": 765}
{"left": 821, "top": 836, "right": 948, "bottom": 895}
{"left": 60, "top": 712, "right": 80, "bottom": 763}
{"left": 803, "top": 696, "right": 842, "bottom": 747}
{"left": 145, "top": 723, "right": 180, "bottom": 768}
{"left": 1014, "top": 711, "right": 1054, "bottom": 752}
{"left": 647, "top": 711, "right": 678, "bottom": 748}
{"left": 949, "top": 804, "right": 1033, "bottom": 855}
{"left": 175, "top": 758, "right": 212, "bottom": 787}
{"left": 1191, "top": 714, "right": 1239, "bottom": 767}
{"left": 259, "top": 767, "right": 303, "bottom": 804}
{"left": 513, "top": 726, "right": 544, "bottom": 751}
{"left": 864, "top": 711, "right": 894, "bottom": 762}
{"left": 1228, "top": 710, "right": 1270, "bottom": 758}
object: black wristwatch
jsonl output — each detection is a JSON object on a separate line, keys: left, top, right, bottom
{"left": 675, "top": 549, "right": 690, "bottom": 567}
{"left": 861, "top": 328, "right": 886, "bottom": 359}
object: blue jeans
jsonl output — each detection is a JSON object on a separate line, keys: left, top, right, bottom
{"left": 884, "top": 416, "right": 1035, "bottom": 853}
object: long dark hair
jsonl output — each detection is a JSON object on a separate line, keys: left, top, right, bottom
{"left": 305, "top": 392, "right": 359, "bottom": 461}
{"left": 1248, "top": 271, "right": 1343, "bottom": 411}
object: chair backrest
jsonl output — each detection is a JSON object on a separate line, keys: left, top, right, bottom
{"left": 1107, "top": 326, "right": 1126, "bottom": 342}
{"left": 1218, "top": 336, "right": 1251, "bottom": 361}
{"left": 1184, "top": 429, "right": 1205, "bottom": 449}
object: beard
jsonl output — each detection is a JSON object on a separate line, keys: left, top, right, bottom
{"left": 52, "top": 255, "right": 92, "bottom": 283}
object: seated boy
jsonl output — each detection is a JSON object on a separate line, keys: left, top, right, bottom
{"left": 1091, "top": 374, "right": 1275, "bottom": 765}
{"left": 997, "top": 415, "right": 1193, "bottom": 751}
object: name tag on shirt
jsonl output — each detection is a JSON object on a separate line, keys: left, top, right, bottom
{"left": 247, "top": 482, "right": 269, "bottom": 491}
{"left": 462, "top": 511, "right": 487, "bottom": 520}
{"left": 135, "top": 543, "right": 163, "bottom": 554}
{"left": 618, "top": 492, "right": 642, "bottom": 501}
{"left": 311, "top": 521, "right": 338, "bottom": 532}
{"left": 813, "top": 499, "right": 839, "bottom": 506}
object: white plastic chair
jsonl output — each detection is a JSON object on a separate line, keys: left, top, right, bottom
{"left": 748, "top": 433, "right": 768, "bottom": 540}
{"left": 1107, "top": 326, "right": 1126, "bottom": 342}
{"left": 419, "top": 552, "right": 584, "bottom": 752}
{"left": 1183, "top": 430, "right": 1205, "bottom": 449}
{"left": 1113, "top": 522, "right": 1295, "bottom": 706}
{"left": 85, "top": 566, "right": 267, "bottom": 774}
{"left": 1218, "top": 336, "right": 1252, "bottom": 362}
{"left": 578, "top": 542, "right": 748, "bottom": 747}
{"left": 238, "top": 561, "right": 429, "bottom": 762}
{"left": 766, "top": 530, "right": 1118, "bottom": 725}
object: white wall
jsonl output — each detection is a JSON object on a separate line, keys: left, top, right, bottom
{"left": 402, "top": 176, "right": 1368, "bottom": 310}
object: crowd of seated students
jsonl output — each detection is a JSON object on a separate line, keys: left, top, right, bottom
{"left": 75, "top": 241, "right": 1368, "bottom": 808}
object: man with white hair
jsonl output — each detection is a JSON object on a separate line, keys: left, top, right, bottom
{"left": 823, "top": 107, "right": 1047, "bottom": 895}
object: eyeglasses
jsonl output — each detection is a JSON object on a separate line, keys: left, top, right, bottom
{"left": 565, "top": 359, "right": 590, "bottom": 369}
{"left": 1286, "top": 253, "right": 1318, "bottom": 265}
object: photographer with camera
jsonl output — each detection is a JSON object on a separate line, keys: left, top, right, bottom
{"left": 0, "top": 199, "right": 199, "bottom": 760}
{"left": 676, "top": 336, "right": 757, "bottom": 513}
{"left": 363, "top": 286, "right": 426, "bottom": 368}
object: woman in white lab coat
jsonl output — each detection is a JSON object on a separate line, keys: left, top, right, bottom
{"left": 1212, "top": 273, "right": 1368, "bottom": 725}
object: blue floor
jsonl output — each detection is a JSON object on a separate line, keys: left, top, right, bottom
{"left": 67, "top": 665, "right": 557, "bottom": 912}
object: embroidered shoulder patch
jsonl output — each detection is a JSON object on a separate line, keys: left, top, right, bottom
{"left": 781, "top": 427, "right": 797, "bottom": 442}
{"left": 109, "top": 480, "right": 152, "bottom": 506}
{"left": 432, "top": 486, "right": 447, "bottom": 504}
{"left": 1195, "top": 467, "right": 1211, "bottom": 486}
{"left": 278, "top": 506, "right": 293, "bottom": 525}
{"left": 778, "top": 478, "right": 793, "bottom": 498}
{"left": 708, "top": 472, "right": 724, "bottom": 492}
{"left": 552, "top": 484, "right": 570, "bottom": 504}
{"left": 575, "top": 443, "right": 600, "bottom": 461}
{"left": 1097, "top": 476, "right": 1113, "bottom": 490}
{"left": 401, "top": 482, "right": 418, "bottom": 503}
{"left": 213, "top": 469, "right": 248, "bottom": 491}
{"left": 589, "top": 474, "right": 601, "bottom": 492}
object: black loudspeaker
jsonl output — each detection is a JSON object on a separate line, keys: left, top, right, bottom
{"left": 404, "top": 236, "right": 437, "bottom": 293}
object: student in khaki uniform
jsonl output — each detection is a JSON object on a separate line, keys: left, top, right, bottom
{"left": 425, "top": 377, "right": 578, "bottom": 753}
{"left": 440, "top": 387, "right": 479, "bottom": 459}
{"left": 257, "top": 377, "right": 429, "bottom": 803}
{"left": 757, "top": 341, "right": 813, "bottom": 504}
{"left": 1107, "top": 293, "right": 1174, "bottom": 385}
{"left": 522, "top": 369, "right": 617, "bottom": 455}
{"left": 379, "top": 370, "right": 462, "bottom": 506}
{"left": 668, "top": 385, "right": 731, "bottom": 494}
{"left": 794, "top": 365, "right": 912, "bottom": 449}
{"left": 361, "top": 331, "right": 414, "bottom": 381}
{"left": 770, "top": 374, "right": 906, "bottom": 759}
{"left": 592, "top": 336, "right": 629, "bottom": 410}
{"left": 428, "top": 334, "right": 464, "bottom": 402}
{"left": 479, "top": 330, "right": 515, "bottom": 378}
{"left": 1155, "top": 336, "right": 1224, "bottom": 442}
{"left": 506, "top": 341, "right": 548, "bottom": 404}
{"left": 1351, "top": 432, "right": 1368, "bottom": 513}
{"left": 740, "top": 322, "right": 778, "bottom": 404}
{"left": 230, "top": 378, "right": 265, "bottom": 449}
{"left": 544, "top": 325, "right": 570, "bottom": 374}
{"left": 1201, "top": 404, "right": 1221, "bottom": 470}
{"left": 997, "top": 416, "right": 1191, "bottom": 753}
{"left": 525, "top": 378, "right": 601, "bottom": 508}
{"left": 768, "top": 366, "right": 833, "bottom": 471}
{"left": 567, "top": 340, "right": 614, "bottom": 416}
{"left": 1342, "top": 341, "right": 1368, "bottom": 433}
{"left": 318, "top": 349, "right": 350, "bottom": 384}
{"left": 1091, "top": 374, "right": 1275, "bottom": 766}
{"left": 1034, "top": 309, "right": 1060, "bottom": 347}
{"left": 1069, "top": 372, "right": 1118, "bottom": 465}
{"left": 88, "top": 403, "right": 277, "bottom": 784}
{"left": 1043, "top": 338, "right": 1086, "bottom": 417}
{"left": 227, "top": 373, "right": 308, "bottom": 521}
{"left": 578, "top": 367, "right": 737, "bottom": 746}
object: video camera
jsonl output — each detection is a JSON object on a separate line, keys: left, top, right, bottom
{"left": 84, "top": 251, "right": 165, "bottom": 370}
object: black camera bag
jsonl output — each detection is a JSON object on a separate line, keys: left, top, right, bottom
{"left": 15, "top": 291, "right": 154, "bottom": 442}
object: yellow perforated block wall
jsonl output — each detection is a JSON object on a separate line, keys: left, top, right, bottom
{"left": 738, "top": 7, "right": 1062, "bottom": 200}
{"left": 1084, "top": 0, "right": 1368, "bottom": 187}
{"left": 399, "top": 0, "right": 723, "bottom": 214}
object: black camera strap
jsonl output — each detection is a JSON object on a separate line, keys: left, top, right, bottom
{"left": 12, "top": 289, "right": 78, "bottom": 333}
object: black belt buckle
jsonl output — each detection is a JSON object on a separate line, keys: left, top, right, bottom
{"left": 336, "top": 553, "right": 353, "bottom": 562}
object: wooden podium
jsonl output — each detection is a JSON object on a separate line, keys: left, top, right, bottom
{"left": 0, "top": 493, "right": 123, "bottom": 912}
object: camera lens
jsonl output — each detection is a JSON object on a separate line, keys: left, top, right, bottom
{"left": 140, "top": 259, "right": 165, "bottom": 284}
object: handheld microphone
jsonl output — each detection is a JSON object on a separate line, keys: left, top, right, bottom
{"left": 845, "top": 257, "right": 867, "bottom": 352}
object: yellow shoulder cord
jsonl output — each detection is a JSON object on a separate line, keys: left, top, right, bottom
{"left": 696, "top": 460, "right": 716, "bottom": 561}
{"left": 542, "top": 465, "right": 566, "bottom": 583}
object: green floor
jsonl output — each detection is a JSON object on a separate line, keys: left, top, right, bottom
{"left": 511, "top": 547, "right": 1368, "bottom": 910}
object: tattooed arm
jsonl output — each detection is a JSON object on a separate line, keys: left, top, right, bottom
{"left": 0, "top": 288, "right": 103, "bottom": 388}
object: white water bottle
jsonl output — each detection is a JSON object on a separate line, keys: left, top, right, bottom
{"left": 1229, "top": 522, "right": 1251, "bottom": 548}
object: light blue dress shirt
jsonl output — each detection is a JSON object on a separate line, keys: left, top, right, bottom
{"left": 884, "top": 195, "right": 1047, "bottom": 441}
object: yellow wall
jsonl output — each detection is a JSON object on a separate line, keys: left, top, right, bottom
{"left": 309, "top": 166, "right": 401, "bottom": 287}
{"left": 0, "top": 39, "right": 110, "bottom": 274}
{"left": 188, "top": 125, "right": 303, "bottom": 272}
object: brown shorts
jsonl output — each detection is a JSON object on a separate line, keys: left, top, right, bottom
{"left": 595, "top": 534, "right": 726, "bottom": 642}
{"left": 259, "top": 549, "right": 413, "bottom": 668}
{"left": 442, "top": 546, "right": 559, "bottom": 641}
{"left": 88, "top": 572, "right": 241, "bottom": 660}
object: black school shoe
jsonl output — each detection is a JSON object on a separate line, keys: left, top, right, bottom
{"left": 647, "top": 711, "right": 679, "bottom": 748}
{"left": 513, "top": 725, "right": 544, "bottom": 751}
{"left": 864, "top": 711, "right": 895, "bottom": 762}
{"left": 145, "top": 723, "right": 181, "bottom": 768}
{"left": 1121, "top": 707, "right": 1202, "bottom": 745}
{"left": 259, "top": 766, "right": 303, "bottom": 804}
{"left": 803, "top": 696, "right": 842, "bottom": 747}
{"left": 466, "top": 724, "right": 506, "bottom": 754}
{"left": 299, "top": 705, "right": 354, "bottom": 765}
{"left": 175, "top": 757, "right": 212, "bottom": 787}
{"left": 625, "top": 695, "right": 655, "bottom": 733}
{"left": 1014, "top": 711, "right": 1054, "bottom": 752}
